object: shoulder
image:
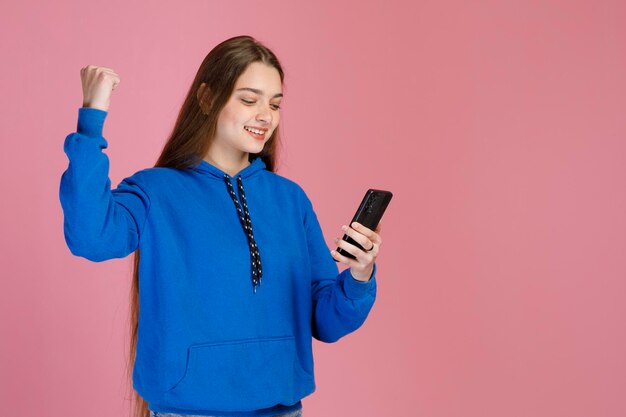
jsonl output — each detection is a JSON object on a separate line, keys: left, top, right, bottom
{"left": 118, "top": 166, "right": 184, "bottom": 191}
{"left": 262, "top": 171, "right": 309, "bottom": 200}
{"left": 122, "top": 166, "right": 168, "bottom": 182}
{"left": 261, "top": 171, "right": 318, "bottom": 218}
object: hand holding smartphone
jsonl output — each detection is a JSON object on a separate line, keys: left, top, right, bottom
{"left": 335, "top": 189, "right": 393, "bottom": 261}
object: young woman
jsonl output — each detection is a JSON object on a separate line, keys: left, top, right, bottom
{"left": 60, "top": 35, "right": 382, "bottom": 417}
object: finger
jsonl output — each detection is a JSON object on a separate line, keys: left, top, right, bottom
{"left": 335, "top": 236, "right": 374, "bottom": 261}
{"left": 330, "top": 247, "right": 359, "bottom": 268}
{"left": 352, "top": 222, "right": 381, "bottom": 245}
{"left": 351, "top": 222, "right": 375, "bottom": 237}
{"left": 335, "top": 238, "right": 360, "bottom": 260}
{"left": 340, "top": 225, "right": 372, "bottom": 251}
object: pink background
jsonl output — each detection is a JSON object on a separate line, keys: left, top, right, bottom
{"left": 1, "top": 0, "right": 625, "bottom": 416}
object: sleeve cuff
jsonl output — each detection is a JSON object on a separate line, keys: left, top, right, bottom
{"left": 77, "top": 107, "right": 107, "bottom": 137}
{"left": 342, "top": 263, "right": 376, "bottom": 299}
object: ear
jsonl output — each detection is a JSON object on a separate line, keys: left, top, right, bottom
{"left": 197, "top": 82, "right": 212, "bottom": 113}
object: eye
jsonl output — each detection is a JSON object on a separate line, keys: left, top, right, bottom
{"left": 241, "top": 97, "right": 281, "bottom": 111}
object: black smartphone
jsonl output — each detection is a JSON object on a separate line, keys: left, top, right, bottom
{"left": 335, "top": 189, "right": 393, "bottom": 261}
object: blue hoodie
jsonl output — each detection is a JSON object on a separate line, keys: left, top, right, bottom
{"left": 59, "top": 107, "right": 377, "bottom": 416}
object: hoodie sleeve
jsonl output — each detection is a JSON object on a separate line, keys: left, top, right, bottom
{"left": 59, "top": 107, "right": 151, "bottom": 262}
{"left": 300, "top": 190, "right": 377, "bottom": 343}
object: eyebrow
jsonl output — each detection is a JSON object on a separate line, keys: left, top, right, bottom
{"left": 236, "top": 87, "right": 283, "bottom": 98}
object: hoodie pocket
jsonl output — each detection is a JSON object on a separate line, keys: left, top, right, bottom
{"left": 164, "top": 335, "right": 312, "bottom": 412}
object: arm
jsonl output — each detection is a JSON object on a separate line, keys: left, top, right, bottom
{"left": 59, "top": 107, "right": 151, "bottom": 262}
{"left": 301, "top": 190, "right": 377, "bottom": 343}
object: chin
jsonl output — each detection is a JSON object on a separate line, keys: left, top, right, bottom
{"left": 251, "top": 142, "right": 267, "bottom": 152}
{"left": 243, "top": 148, "right": 261, "bottom": 157}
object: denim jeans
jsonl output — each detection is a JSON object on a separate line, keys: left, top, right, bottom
{"left": 149, "top": 408, "right": 302, "bottom": 417}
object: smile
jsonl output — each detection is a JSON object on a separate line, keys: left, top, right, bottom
{"left": 244, "top": 126, "right": 266, "bottom": 140}
{"left": 244, "top": 126, "right": 266, "bottom": 134}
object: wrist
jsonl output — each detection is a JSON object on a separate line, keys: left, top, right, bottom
{"left": 82, "top": 101, "right": 109, "bottom": 112}
{"left": 349, "top": 267, "right": 373, "bottom": 282}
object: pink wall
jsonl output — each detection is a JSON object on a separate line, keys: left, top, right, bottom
{"left": 1, "top": 0, "right": 625, "bottom": 416}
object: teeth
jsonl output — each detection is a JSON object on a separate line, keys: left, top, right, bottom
{"left": 245, "top": 127, "right": 264, "bottom": 135}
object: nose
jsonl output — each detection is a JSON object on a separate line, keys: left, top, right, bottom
{"left": 256, "top": 104, "right": 272, "bottom": 125}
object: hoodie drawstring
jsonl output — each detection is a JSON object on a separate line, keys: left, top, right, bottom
{"left": 223, "top": 174, "right": 263, "bottom": 294}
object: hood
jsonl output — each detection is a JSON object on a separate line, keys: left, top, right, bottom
{"left": 193, "top": 156, "right": 267, "bottom": 180}
{"left": 192, "top": 156, "right": 267, "bottom": 294}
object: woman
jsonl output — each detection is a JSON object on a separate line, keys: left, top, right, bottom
{"left": 60, "top": 35, "right": 382, "bottom": 417}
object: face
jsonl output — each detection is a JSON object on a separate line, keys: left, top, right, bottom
{"left": 212, "top": 61, "right": 283, "bottom": 162}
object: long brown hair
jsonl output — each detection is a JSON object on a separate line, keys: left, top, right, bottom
{"left": 125, "top": 35, "right": 285, "bottom": 417}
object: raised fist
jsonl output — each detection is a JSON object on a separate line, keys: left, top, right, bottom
{"left": 80, "top": 65, "right": 121, "bottom": 112}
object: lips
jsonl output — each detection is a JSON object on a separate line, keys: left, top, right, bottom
{"left": 244, "top": 126, "right": 266, "bottom": 140}
{"left": 244, "top": 126, "right": 268, "bottom": 133}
